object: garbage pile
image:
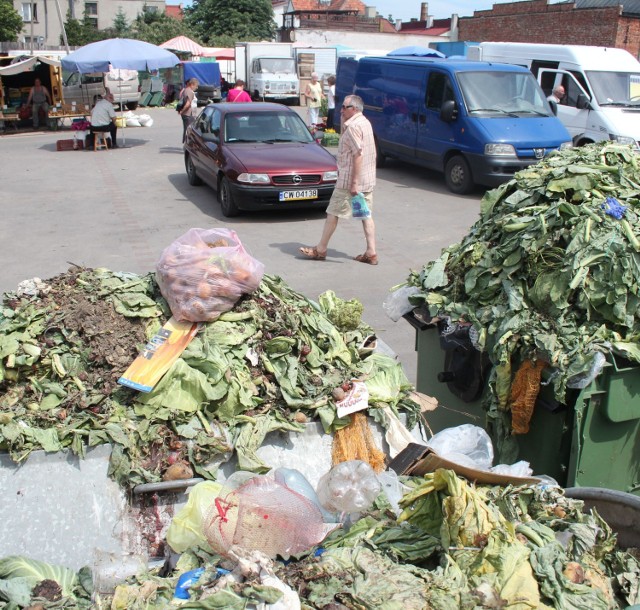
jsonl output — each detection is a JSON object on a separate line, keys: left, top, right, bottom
{"left": 0, "top": 232, "right": 419, "bottom": 489}
{"left": 3, "top": 466, "right": 638, "bottom": 609}
{"left": 396, "top": 143, "right": 640, "bottom": 462}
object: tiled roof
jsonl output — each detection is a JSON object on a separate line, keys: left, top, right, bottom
{"left": 288, "top": 0, "right": 366, "bottom": 13}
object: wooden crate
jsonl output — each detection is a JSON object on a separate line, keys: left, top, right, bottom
{"left": 56, "top": 139, "right": 84, "bottom": 151}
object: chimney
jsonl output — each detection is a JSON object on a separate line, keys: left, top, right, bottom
{"left": 395, "top": 18, "right": 402, "bottom": 31}
{"left": 420, "top": 2, "right": 428, "bottom": 22}
{"left": 365, "top": 5, "right": 376, "bottom": 18}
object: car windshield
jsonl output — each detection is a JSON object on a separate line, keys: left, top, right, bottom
{"left": 587, "top": 70, "right": 640, "bottom": 106}
{"left": 224, "top": 111, "right": 314, "bottom": 143}
{"left": 458, "top": 70, "right": 552, "bottom": 116}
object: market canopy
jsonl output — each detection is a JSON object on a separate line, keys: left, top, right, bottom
{"left": 61, "top": 38, "right": 180, "bottom": 73}
{"left": 160, "top": 35, "right": 206, "bottom": 57}
{"left": 201, "top": 47, "right": 235, "bottom": 60}
{"left": 0, "top": 55, "right": 61, "bottom": 76}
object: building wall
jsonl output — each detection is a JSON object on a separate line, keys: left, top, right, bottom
{"left": 12, "top": 0, "right": 165, "bottom": 49}
{"left": 458, "top": 0, "right": 638, "bottom": 56}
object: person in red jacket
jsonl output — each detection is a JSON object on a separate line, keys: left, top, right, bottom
{"left": 227, "top": 79, "right": 252, "bottom": 103}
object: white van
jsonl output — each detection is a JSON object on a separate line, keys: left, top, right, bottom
{"left": 468, "top": 43, "right": 640, "bottom": 147}
{"left": 63, "top": 68, "right": 140, "bottom": 109}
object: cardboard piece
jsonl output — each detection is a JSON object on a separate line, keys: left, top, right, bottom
{"left": 118, "top": 316, "right": 200, "bottom": 393}
{"left": 388, "top": 442, "right": 542, "bottom": 487}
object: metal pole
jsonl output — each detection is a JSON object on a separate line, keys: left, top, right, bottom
{"left": 53, "top": 0, "right": 70, "bottom": 53}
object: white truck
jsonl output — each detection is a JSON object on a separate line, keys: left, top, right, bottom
{"left": 234, "top": 42, "right": 299, "bottom": 105}
{"left": 468, "top": 42, "right": 640, "bottom": 148}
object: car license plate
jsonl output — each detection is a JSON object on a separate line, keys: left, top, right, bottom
{"left": 279, "top": 189, "right": 318, "bottom": 202}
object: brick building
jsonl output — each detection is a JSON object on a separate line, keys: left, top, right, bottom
{"left": 458, "top": 0, "right": 640, "bottom": 58}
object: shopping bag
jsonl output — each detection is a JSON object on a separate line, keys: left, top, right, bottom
{"left": 351, "top": 192, "right": 371, "bottom": 218}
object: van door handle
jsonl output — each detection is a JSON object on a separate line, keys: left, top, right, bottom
{"left": 411, "top": 113, "right": 426, "bottom": 124}
{"left": 419, "top": 114, "right": 426, "bottom": 124}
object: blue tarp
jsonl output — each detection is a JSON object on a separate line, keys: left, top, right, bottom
{"left": 182, "top": 61, "right": 220, "bottom": 87}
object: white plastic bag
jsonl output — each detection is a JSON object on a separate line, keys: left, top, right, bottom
{"left": 316, "top": 460, "right": 381, "bottom": 514}
{"left": 137, "top": 113, "right": 152, "bottom": 126}
{"left": 426, "top": 424, "right": 494, "bottom": 471}
{"left": 126, "top": 117, "right": 141, "bottom": 127}
{"left": 383, "top": 285, "right": 421, "bottom": 322}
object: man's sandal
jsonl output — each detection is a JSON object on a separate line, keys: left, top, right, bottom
{"left": 299, "top": 246, "right": 326, "bottom": 260}
{"left": 354, "top": 253, "right": 378, "bottom": 265}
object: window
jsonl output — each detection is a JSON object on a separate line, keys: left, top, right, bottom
{"left": 84, "top": 2, "right": 97, "bottom": 15}
{"left": 426, "top": 72, "right": 454, "bottom": 111}
{"left": 21, "top": 3, "right": 37, "bottom": 22}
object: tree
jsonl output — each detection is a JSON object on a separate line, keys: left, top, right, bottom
{"left": 112, "top": 8, "right": 130, "bottom": 38}
{"left": 131, "top": 12, "right": 190, "bottom": 45}
{"left": 0, "top": 0, "right": 23, "bottom": 42}
{"left": 185, "top": 0, "right": 275, "bottom": 45}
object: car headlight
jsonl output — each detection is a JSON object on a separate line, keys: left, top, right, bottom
{"left": 484, "top": 143, "right": 516, "bottom": 156}
{"left": 560, "top": 141, "right": 573, "bottom": 150}
{"left": 237, "top": 173, "right": 270, "bottom": 184}
{"left": 323, "top": 170, "right": 338, "bottom": 181}
{"left": 610, "top": 134, "right": 637, "bottom": 147}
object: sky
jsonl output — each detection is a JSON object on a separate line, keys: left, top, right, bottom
{"left": 369, "top": 1, "right": 496, "bottom": 21}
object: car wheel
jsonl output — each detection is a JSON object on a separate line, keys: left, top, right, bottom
{"left": 444, "top": 155, "right": 474, "bottom": 195}
{"left": 126, "top": 102, "right": 138, "bottom": 111}
{"left": 185, "top": 153, "right": 203, "bottom": 186}
{"left": 218, "top": 177, "right": 240, "bottom": 217}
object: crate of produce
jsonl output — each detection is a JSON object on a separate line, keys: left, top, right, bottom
{"left": 56, "top": 139, "right": 84, "bottom": 151}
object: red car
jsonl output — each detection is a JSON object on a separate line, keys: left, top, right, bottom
{"left": 184, "top": 102, "right": 338, "bottom": 217}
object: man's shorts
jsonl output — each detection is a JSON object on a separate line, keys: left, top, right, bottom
{"left": 326, "top": 188, "right": 374, "bottom": 219}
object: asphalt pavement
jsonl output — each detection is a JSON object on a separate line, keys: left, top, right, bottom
{"left": 0, "top": 106, "right": 482, "bottom": 383}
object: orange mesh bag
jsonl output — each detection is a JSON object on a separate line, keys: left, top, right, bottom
{"left": 509, "top": 359, "right": 547, "bottom": 434}
{"left": 202, "top": 476, "right": 326, "bottom": 559}
{"left": 332, "top": 411, "right": 386, "bottom": 473}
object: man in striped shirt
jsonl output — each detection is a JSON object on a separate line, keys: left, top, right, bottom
{"left": 299, "top": 94, "right": 379, "bottom": 265}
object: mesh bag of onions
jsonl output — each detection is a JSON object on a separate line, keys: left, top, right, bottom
{"left": 156, "top": 228, "right": 265, "bottom": 322}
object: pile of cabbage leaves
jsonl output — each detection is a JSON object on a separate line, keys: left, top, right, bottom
{"left": 404, "top": 143, "right": 640, "bottom": 462}
{"left": 0, "top": 267, "right": 419, "bottom": 488}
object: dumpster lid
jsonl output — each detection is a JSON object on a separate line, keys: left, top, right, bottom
{"left": 388, "top": 442, "right": 542, "bottom": 487}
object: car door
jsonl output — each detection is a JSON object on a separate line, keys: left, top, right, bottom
{"left": 539, "top": 68, "right": 590, "bottom": 141}
{"left": 191, "top": 106, "right": 222, "bottom": 188}
{"left": 416, "top": 70, "right": 457, "bottom": 169}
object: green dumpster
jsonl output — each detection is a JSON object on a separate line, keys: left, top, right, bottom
{"left": 404, "top": 308, "right": 640, "bottom": 496}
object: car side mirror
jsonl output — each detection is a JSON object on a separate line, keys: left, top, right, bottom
{"left": 548, "top": 99, "right": 558, "bottom": 115}
{"left": 440, "top": 100, "right": 458, "bottom": 122}
{"left": 576, "top": 93, "right": 591, "bottom": 110}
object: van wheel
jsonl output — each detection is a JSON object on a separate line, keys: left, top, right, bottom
{"left": 375, "top": 138, "right": 386, "bottom": 168}
{"left": 219, "top": 177, "right": 240, "bottom": 217}
{"left": 445, "top": 155, "right": 474, "bottom": 195}
{"left": 185, "top": 153, "right": 203, "bottom": 186}
{"left": 126, "top": 102, "right": 138, "bottom": 111}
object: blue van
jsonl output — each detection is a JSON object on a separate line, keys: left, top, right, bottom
{"left": 336, "top": 55, "right": 572, "bottom": 194}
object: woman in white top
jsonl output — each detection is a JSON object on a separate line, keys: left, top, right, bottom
{"left": 326, "top": 75, "right": 336, "bottom": 130}
{"left": 304, "top": 72, "right": 324, "bottom": 130}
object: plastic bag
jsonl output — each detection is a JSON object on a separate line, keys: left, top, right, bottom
{"left": 490, "top": 460, "right": 533, "bottom": 477}
{"left": 383, "top": 285, "right": 421, "bottom": 322}
{"left": 126, "top": 117, "right": 141, "bottom": 127}
{"left": 166, "top": 481, "right": 224, "bottom": 553}
{"left": 567, "top": 351, "right": 606, "bottom": 389}
{"left": 273, "top": 467, "right": 336, "bottom": 523}
{"left": 426, "top": 424, "right": 494, "bottom": 471}
{"left": 156, "top": 228, "right": 265, "bottom": 322}
{"left": 203, "top": 476, "right": 326, "bottom": 559}
{"left": 137, "top": 114, "right": 152, "bottom": 126}
{"left": 316, "top": 460, "right": 381, "bottom": 514}
{"left": 351, "top": 192, "right": 371, "bottom": 219}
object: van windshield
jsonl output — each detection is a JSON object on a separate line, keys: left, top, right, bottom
{"left": 587, "top": 71, "right": 640, "bottom": 106}
{"left": 458, "top": 70, "right": 552, "bottom": 116}
{"left": 256, "top": 58, "right": 296, "bottom": 74}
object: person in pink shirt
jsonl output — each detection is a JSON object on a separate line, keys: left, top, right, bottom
{"left": 227, "top": 80, "right": 252, "bottom": 103}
